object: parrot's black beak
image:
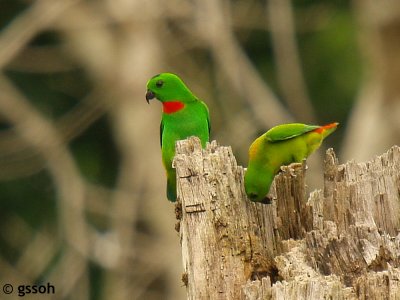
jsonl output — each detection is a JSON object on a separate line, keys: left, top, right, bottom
{"left": 145, "top": 90, "right": 156, "bottom": 103}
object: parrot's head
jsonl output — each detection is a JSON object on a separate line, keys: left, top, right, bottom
{"left": 244, "top": 170, "right": 270, "bottom": 203}
{"left": 244, "top": 137, "right": 275, "bottom": 204}
{"left": 146, "top": 73, "right": 195, "bottom": 104}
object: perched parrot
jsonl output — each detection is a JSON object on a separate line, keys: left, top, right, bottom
{"left": 146, "top": 73, "right": 210, "bottom": 202}
{"left": 244, "top": 122, "right": 338, "bottom": 203}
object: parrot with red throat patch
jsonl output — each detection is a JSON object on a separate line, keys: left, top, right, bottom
{"left": 146, "top": 73, "right": 210, "bottom": 202}
{"left": 244, "top": 122, "right": 338, "bottom": 203}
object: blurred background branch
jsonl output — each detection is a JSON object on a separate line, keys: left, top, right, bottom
{"left": 267, "top": 0, "right": 316, "bottom": 123}
{"left": 0, "top": 0, "right": 398, "bottom": 299}
{"left": 0, "top": 0, "right": 79, "bottom": 69}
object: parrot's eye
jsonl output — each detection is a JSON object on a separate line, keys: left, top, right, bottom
{"left": 156, "top": 80, "right": 164, "bottom": 88}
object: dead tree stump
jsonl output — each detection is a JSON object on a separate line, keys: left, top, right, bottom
{"left": 173, "top": 137, "right": 400, "bottom": 300}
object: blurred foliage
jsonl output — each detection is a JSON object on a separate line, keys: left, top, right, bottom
{"left": 300, "top": 9, "right": 361, "bottom": 146}
{"left": 238, "top": 2, "right": 361, "bottom": 147}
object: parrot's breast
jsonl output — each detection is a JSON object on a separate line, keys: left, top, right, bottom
{"left": 161, "top": 102, "right": 209, "bottom": 161}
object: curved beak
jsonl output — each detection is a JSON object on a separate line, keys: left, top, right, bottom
{"left": 145, "top": 90, "right": 156, "bottom": 103}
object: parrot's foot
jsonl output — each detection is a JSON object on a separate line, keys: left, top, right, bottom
{"left": 290, "top": 162, "right": 303, "bottom": 176}
{"left": 280, "top": 162, "right": 303, "bottom": 177}
{"left": 291, "top": 162, "right": 303, "bottom": 169}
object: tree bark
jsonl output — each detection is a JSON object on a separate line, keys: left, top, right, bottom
{"left": 174, "top": 137, "right": 400, "bottom": 300}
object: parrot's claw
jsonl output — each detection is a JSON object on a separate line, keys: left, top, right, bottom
{"left": 288, "top": 163, "right": 303, "bottom": 176}
{"left": 292, "top": 162, "right": 303, "bottom": 169}
{"left": 279, "top": 165, "right": 288, "bottom": 173}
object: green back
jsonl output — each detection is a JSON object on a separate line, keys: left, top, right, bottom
{"left": 265, "top": 123, "right": 320, "bottom": 142}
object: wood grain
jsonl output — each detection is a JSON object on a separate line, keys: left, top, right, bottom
{"left": 174, "top": 137, "right": 400, "bottom": 299}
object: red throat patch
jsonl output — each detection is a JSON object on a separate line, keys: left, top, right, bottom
{"left": 162, "top": 101, "right": 185, "bottom": 114}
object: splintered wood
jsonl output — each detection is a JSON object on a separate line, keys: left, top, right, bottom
{"left": 173, "top": 137, "right": 400, "bottom": 300}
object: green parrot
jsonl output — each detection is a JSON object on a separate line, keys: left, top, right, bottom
{"left": 146, "top": 73, "right": 210, "bottom": 202}
{"left": 244, "top": 122, "right": 338, "bottom": 203}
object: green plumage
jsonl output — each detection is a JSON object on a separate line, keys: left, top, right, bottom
{"left": 245, "top": 122, "right": 338, "bottom": 203}
{"left": 265, "top": 123, "right": 320, "bottom": 141}
{"left": 146, "top": 73, "right": 210, "bottom": 201}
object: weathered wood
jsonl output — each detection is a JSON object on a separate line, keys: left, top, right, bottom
{"left": 174, "top": 137, "right": 400, "bottom": 300}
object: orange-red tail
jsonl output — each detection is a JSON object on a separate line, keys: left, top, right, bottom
{"left": 313, "top": 122, "right": 339, "bottom": 134}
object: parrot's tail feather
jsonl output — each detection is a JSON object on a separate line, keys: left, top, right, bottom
{"left": 313, "top": 122, "right": 339, "bottom": 140}
{"left": 313, "top": 122, "right": 339, "bottom": 134}
{"left": 166, "top": 181, "right": 177, "bottom": 202}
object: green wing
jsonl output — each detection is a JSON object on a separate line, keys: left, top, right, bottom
{"left": 265, "top": 123, "right": 319, "bottom": 142}
{"left": 160, "top": 121, "right": 164, "bottom": 147}
{"left": 203, "top": 101, "right": 211, "bottom": 136}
